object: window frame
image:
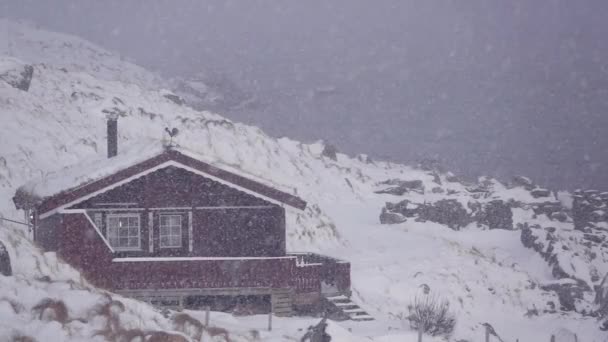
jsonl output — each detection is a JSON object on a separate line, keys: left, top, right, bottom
{"left": 106, "top": 213, "right": 142, "bottom": 251}
{"left": 159, "top": 213, "right": 183, "bottom": 249}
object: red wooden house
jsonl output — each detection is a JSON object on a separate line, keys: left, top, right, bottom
{"left": 13, "top": 118, "right": 353, "bottom": 317}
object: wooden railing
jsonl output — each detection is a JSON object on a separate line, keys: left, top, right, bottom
{"left": 289, "top": 253, "right": 351, "bottom": 295}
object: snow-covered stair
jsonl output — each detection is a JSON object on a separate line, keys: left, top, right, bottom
{"left": 325, "top": 295, "right": 374, "bottom": 321}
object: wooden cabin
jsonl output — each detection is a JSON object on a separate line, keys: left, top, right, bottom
{"left": 13, "top": 119, "right": 351, "bottom": 316}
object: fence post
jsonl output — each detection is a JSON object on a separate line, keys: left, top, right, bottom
{"left": 205, "top": 306, "right": 210, "bottom": 327}
{"left": 268, "top": 310, "right": 273, "bottom": 331}
{"left": 550, "top": 335, "right": 555, "bottom": 342}
{"left": 485, "top": 325, "right": 490, "bottom": 342}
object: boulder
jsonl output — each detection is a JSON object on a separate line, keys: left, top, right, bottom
{"left": 550, "top": 212, "right": 569, "bottom": 222}
{"left": 379, "top": 208, "right": 406, "bottom": 224}
{"left": 531, "top": 188, "right": 551, "bottom": 198}
{"left": 0, "top": 240, "right": 11, "bottom": 277}
{"left": 0, "top": 62, "right": 34, "bottom": 91}
{"left": 322, "top": 143, "right": 338, "bottom": 161}
{"left": 512, "top": 175, "right": 535, "bottom": 190}
{"left": 163, "top": 93, "right": 185, "bottom": 105}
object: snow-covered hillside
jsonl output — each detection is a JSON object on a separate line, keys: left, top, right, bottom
{"left": 0, "top": 19, "right": 606, "bottom": 341}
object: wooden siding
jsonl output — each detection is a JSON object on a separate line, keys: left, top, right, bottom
{"left": 60, "top": 213, "right": 114, "bottom": 288}
{"left": 111, "top": 258, "right": 296, "bottom": 290}
{"left": 64, "top": 166, "right": 286, "bottom": 258}
{"left": 72, "top": 166, "right": 271, "bottom": 208}
{"left": 58, "top": 213, "right": 296, "bottom": 291}
{"left": 33, "top": 149, "right": 306, "bottom": 215}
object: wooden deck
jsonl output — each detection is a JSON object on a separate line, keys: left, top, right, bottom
{"left": 110, "top": 253, "right": 351, "bottom": 316}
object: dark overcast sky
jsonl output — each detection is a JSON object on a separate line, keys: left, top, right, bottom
{"left": 3, "top": 0, "right": 608, "bottom": 190}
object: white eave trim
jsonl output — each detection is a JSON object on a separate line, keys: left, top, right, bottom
{"left": 112, "top": 256, "right": 297, "bottom": 262}
{"left": 39, "top": 160, "right": 294, "bottom": 219}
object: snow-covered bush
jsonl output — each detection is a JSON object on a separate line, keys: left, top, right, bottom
{"left": 407, "top": 295, "right": 456, "bottom": 338}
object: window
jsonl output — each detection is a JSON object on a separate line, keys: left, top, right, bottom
{"left": 160, "top": 214, "right": 182, "bottom": 248}
{"left": 107, "top": 214, "right": 141, "bottom": 251}
{"left": 93, "top": 213, "right": 103, "bottom": 229}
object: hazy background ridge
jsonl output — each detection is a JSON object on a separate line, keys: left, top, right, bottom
{"left": 2, "top": 0, "right": 607, "bottom": 190}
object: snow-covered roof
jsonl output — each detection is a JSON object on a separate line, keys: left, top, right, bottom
{"left": 14, "top": 139, "right": 304, "bottom": 212}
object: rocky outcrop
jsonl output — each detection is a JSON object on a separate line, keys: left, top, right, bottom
{"left": 381, "top": 199, "right": 470, "bottom": 230}
{"left": 1, "top": 63, "right": 34, "bottom": 91}
{"left": 375, "top": 179, "right": 424, "bottom": 195}
{"left": 512, "top": 175, "right": 535, "bottom": 191}
{"left": 520, "top": 222, "right": 608, "bottom": 316}
{"left": 322, "top": 143, "right": 338, "bottom": 161}
{"left": 474, "top": 200, "right": 514, "bottom": 230}
{"left": 572, "top": 189, "right": 608, "bottom": 231}
{"left": 163, "top": 93, "right": 185, "bottom": 105}
{"left": 595, "top": 274, "right": 608, "bottom": 319}
{"left": 540, "top": 281, "right": 587, "bottom": 312}
{"left": 381, "top": 198, "right": 514, "bottom": 230}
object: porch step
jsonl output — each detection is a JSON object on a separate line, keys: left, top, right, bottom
{"left": 324, "top": 295, "right": 374, "bottom": 321}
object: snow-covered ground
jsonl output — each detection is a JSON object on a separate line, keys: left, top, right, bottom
{"left": 0, "top": 19, "right": 606, "bottom": 341}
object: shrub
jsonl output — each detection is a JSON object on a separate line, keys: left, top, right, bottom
{"left": 172, "top": 313, "right": 204, "bottom": 341}
{"left": 407, "top": 295, "right": 456, "bottom": 338}
{"left": 32, "top": 298, "right": 69, "bottom": 324}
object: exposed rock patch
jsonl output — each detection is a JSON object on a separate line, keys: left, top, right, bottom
{"left": 0, "top": 240, "right": 11, "bottom": 276}
{"left": 0, "top": 62, "right": 34, "bottom": 91}
{"left": 375, "top": 179, "right": 424, "bottom": 196}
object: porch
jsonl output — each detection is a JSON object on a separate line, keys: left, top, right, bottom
{"left": 109, "top": 253, "right": 352, "bottom": 316}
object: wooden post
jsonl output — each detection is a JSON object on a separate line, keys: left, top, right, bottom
{"left": 205, "top": 306, "right": 210, "bottom": 327}
{"left": 417, "top": 324, "right": 423, "bottom": 342}
{"left": 550, "top": 335, "right": 555, "bottom": 342}
{"left": 574, "top": 333, "right": 578, "bottom": 342}
{"left": 268, "top": 310, "right": 273, "bottom": 331}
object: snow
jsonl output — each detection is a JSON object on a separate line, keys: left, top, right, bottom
{"left": 0, "top": 19, "right": 607, "bottom": 342}
{"left": 112, "top": 256, "right": 296, "bottom": 262}
{"left": 21, "top": 140, "right": 295, "bottom": 203}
